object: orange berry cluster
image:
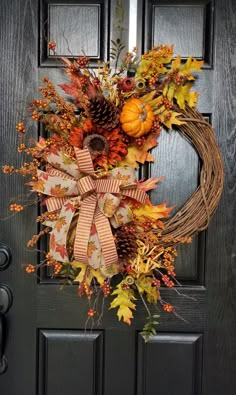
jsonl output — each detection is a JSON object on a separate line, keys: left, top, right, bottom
{"left": 76, "top": 55, "right": 90, "bottom": 68}
{"left": 53, "top": 262, "right": 62, "bottom": 275}
{"left": 151, "top": 119, "right": 162, "bottom": 135}
{"left": 2, "top": 165, "right": 15, "bottom": 174}
{"left": 45, "top": 253, "right": 62, "bottom": 274}
{"left": 25, "top": 263, "right": 35, "bottom": 273}
{"left": 152, "top": 278, "right": 161, "bottom": 287}
{"left": 135, "top": 136, "right": 146, "bottom": 147}
{"left": 87, "top": 308, "right": 96, "bottom": 317}
{"left": 17, "top": 143, "right": 26, "bottom": 153}
{"left": 16, "top": 122, "right": 25, "bottom": 133}
{"left": 78, "top": 281, "right": 93, "bottom": 299}
{"left": 122, "top": 283, "right": 130, "bottom": 291}
{"left": 161, "top": 274, "right": 175, "bottom": 288}
{"left": 27, "top": 227, "right": 50, "bottom": 247}
{"left": 31, "top": 110, "right": 40, "bottom": 121}
{"left": 100, "top": 281, "right": 111, "bottom": 297}
{"left": 163, "top": 303, "right": 175, "bottom": 313}
{"left": 10, "top": 203, "right": 24, "bottom": 212}
{"left": 36, "top": 212, "right": 59, "bottom": 222}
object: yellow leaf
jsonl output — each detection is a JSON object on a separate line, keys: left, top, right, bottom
{"left": 118, "top": 147, "right": 141, "bottom": 168}
{"left": 118, "top": 137, "right": 157, "bottom": 168}
{"left": 110, "top": 281, "right": 136, "bottom": 325}
{"left": 158, "top": 111, "right": 186, "bottom": 129}
{"left": 135, "top": 275, "right": 160, "bottom": 304}
{"left": 133, "top": 202, "right": 173, "bottom": 221}
{"left": 171, "top": 56, "right": 203, "bottom": 78}
{"left": 72, "top": 261, "right": 105, "bottom": 285}
{"left": 72, "top": 261, "right": 87, "bottom": 283}
{"left": 174, "top": 84, "right": 199, "bottom": 109}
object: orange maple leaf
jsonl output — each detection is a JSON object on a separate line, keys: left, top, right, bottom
{"left": 30, "top": 179, "right": 45, "bottom": 192}
{"left": 118, "top": 132, "right": 159, "bottom": 168}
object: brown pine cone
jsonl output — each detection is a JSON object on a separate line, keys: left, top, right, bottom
{"left": 115, "top": 229, "right": 137, "bottom": 261}
{"left": 88, "top": 95, "right": 120, "bottom": 130}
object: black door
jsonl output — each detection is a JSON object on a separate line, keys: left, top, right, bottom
{"left": 0, "top": 0, "right": 235, "bottom": 394}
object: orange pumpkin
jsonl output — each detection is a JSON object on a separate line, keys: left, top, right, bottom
{"left": 120, "top": 98, "right": 154, "bottom": 137}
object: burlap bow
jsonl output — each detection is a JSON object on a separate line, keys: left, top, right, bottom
{"left": 32, "top": 147, "right": 147, "bottom": 267}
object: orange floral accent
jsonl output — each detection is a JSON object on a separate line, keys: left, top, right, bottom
{"left": 69, "top": 127, "right": 83, "bottom": 148}
{"left": 70, "top": 119, "right": 128, "bottom": 170}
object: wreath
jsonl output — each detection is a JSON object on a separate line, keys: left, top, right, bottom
{"left": 3, "top": 43, "right": 223, "bottom": 339}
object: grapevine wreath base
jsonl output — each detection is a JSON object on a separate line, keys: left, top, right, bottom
{"left": 3, "top": 44, "right": 224, "bottom": 338}
{"left": 162, "top": 104, "right": 224, "bottom": 243}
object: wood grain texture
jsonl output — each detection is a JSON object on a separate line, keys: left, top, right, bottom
{"left": 153, "top": 5, "right": 205, "bottom": 58}
{"left": 203, "top": 0, "right": 236, "bottom": 393}
{"left": 40, "top": 0, "right": 109, "bottom": 67}
{"left": 49, "top": 4, "right": 100, "bottom": 57}
{"left": 0, "top": 1, "right": 39, "bottom": 394}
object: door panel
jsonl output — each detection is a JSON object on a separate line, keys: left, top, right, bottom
{"left": 0, "top": 1, "right": 235, "bottom": 394}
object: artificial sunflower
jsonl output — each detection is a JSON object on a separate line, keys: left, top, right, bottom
{"left": 69, "top": 118, "right": 128, "bottom": 170}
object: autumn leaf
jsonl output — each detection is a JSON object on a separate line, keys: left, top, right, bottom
{"left": 55, "top": 242, "right": 68, "bottom": 259}
{"left": 135, "top": 132, "right": 159, "bottom": 163}
{"left": 135, "top": 275, "right": 160, "bottom": 304}
{"left": 157, "top": 110, "right": 186, "bottom": 129}
{"left": 72, "top": 261, "right": 87, "bottom": 283}
{"left": 117, "top": 146, "right": 141, "bottom": 168}
{"left": 174, "top": 84, "right": 199, "bottom": 109}
{"left": 133, "top": 202, "right": 173, "bottom": 221}
{"left": 29, "top": 179, "right": 45, "bottom": 192}
{"left": 118, "top": 132, "right": 159, "bottom": 168}
{"left": 110, "top": 281, "right": 136, "bottom": 325}
{"left": 58, "top": 83, "right": 80, "bottom": 99}
{"left": 137, "top": 176, "right": 164, "bottom": 192}
{"left": 171, "top": 56, "right": 203, "bottom": 79}
{"left": 55, "top": 216, "right": 67, "bottom": 232}
{"left": 72, "top": 261, "right": 105, "bottom": 285}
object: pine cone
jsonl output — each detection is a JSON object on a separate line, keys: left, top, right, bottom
{"left": 88, "top": 95, "right": 120, "bottom": 130}
{"left": 115, "top": 229, "right": 137, "bottom": 261}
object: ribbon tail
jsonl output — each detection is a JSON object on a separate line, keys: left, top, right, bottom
{"left": 74, "top": 193, "right": 97, "bottom": 263}
{"left": 49, "top": 198, "right": 78, "bottom": 263}
{"left": 95, "top": 207, "right": 118, "bottom": 267}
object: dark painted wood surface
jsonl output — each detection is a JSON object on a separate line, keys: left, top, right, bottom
{"left": 0, "top": 0, "right": 235, "bottom": 394}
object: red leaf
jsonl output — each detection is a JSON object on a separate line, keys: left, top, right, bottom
{"left": 58, "top": 83, "right": 79, "bottom": 99}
